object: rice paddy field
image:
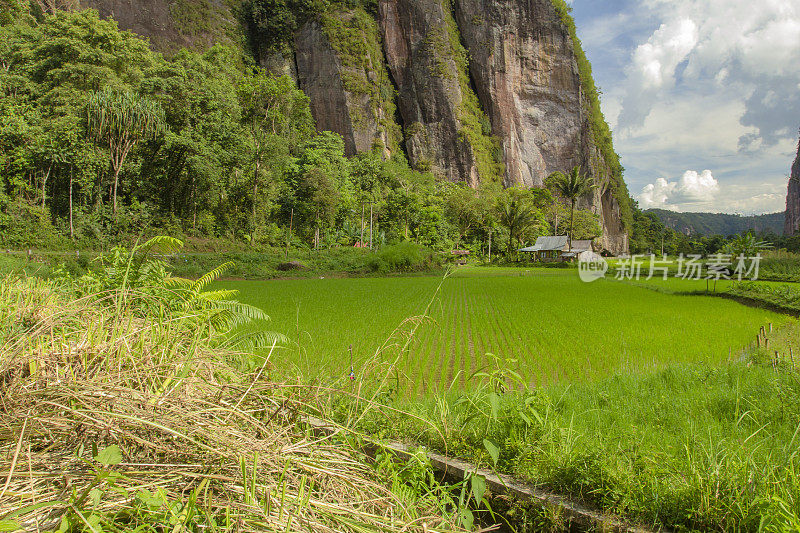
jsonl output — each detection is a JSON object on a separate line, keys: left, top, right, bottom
{"left": 219, "top": 267, "right": 791, "bottom": 396}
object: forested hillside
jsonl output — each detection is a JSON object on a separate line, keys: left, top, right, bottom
{"left": 0, "top": 2, "right": 605, "bottom": 253}
{"left": 646, "top": 209, "right": 785, "bottom": 237}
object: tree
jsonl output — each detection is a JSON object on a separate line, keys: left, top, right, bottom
{"left": 239, "top": 71, "right": 312, "bottom": 240}
{"left": 87, "top": 88, "right": 165, "bottom": 215}
{"left": 443, "top": 182, "right": 482, "bottom": 249}
{"left": 349, "top": 152, "right": 381, "bottom": 246}
{"left": 722, "top": 232, "right": 772, "bottom": 257}
{"left": 242, "top": 0, "right": 326, "bottom": 56}
{"left": 290, "top": 132, "right": 349, "bottom": 248}
{"left": 548, "top": 166, "right": 595, "bottom": 251}
{"left": 496, "top": 189, "right": 538, "bottom": 255}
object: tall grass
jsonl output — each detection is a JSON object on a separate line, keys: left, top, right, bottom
{"left": 0, "top": 250, "right": 465, "bottom": 531}
{"left": 759, "top": 250, "right": 800, "bottom": 282}
{"left": 350, "top": 323, "right": 800, "bottom": 531}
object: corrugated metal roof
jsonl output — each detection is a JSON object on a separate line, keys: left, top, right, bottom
{"left": 519, "top": 236, "right": 569, "bottom": 252}
{"left": 533, "top": 236, "right": 568, "bottom": 251}
{"left": 570, "top": 240, "right": 593, "bottom": 251}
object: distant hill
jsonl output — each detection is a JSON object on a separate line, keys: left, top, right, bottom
{"left": 645, "top": 209, "right": 785, "bottom": 236}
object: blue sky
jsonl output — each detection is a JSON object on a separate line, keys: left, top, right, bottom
{"left": 569, "top": 0, "right": 800, "bottom": 214}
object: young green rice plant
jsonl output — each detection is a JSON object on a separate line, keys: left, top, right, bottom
{"left": 221, "top": 268, "right": 792, "bottom": 395}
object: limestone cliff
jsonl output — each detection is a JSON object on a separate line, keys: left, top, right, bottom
{"left": 75, "top": 0, "right": 632, "bottom": 253}
{"left": 79, "top": 0, "right": 236, "bottom": 52}
{"left": 785, "top": 138, "right": 800, "bottom": 236}
{"left": 295, "top": 10, "right": 402, "bottom": 158}
{"left": 378, "top": 0, "right": 502, "bottom": 186}
{"left": 454, "top": 0, "right": 627, "bottom": 252}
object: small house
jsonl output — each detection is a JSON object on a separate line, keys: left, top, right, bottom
{"left": 450, "top": 249, "right": 470, "bottom": 265}
{"left": 519, "top": 237, "right": 594, "bottom": 262}
{"left": 519, "top": 236, "right": 568, "bottom": 262}
{"left": 560, "top": 239, "right": 593, "bottom": 261}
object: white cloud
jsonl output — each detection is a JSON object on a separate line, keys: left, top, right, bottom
{"left": 638, "top": 169, "right": 790, "bottom": 214}
{"left": 616, "top": 0, "right": 800, "bottom": 146}
{"left": 639, "top": 170, "right": 719, "bottom": 209}
{"left": 633, "top": 19, "right": 697, "bottom": 89}
{"left": 572, "top": 0, "right": 798, "bottom": 216}
{"left": 716, "top": 193, "right": 785, "bottom": 215}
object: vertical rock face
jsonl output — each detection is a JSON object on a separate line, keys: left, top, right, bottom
{"left": 785, "top": 138, "right": 800, "bottom": 236}
{"left": 80, "top": 0, "right": 235, "bottom": 52}
{"left": 453, "top": 0, "right": 626, "bottom": 253}
{"left": 454, "top": 0, "right": 579, "bottom": 188}
{"left": 295, "top": 22, "right": 359, "bottom": 155}
{"left": 295, "top": 10, "right": 402, "bottom": 158}
{"left": 378, "top": 0, "right": 497, "bottom": 186}
{"left": 77, "top": 0, "right": 632, "bottom": 253}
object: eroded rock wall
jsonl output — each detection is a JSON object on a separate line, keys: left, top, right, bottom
{"left": 76, "top": 0, "right": 631, "bottom": 253}
{"left": 453, "top": 0, "right": 626, "bottom": 253}
{"left": 785, "top": 139, "right": 800, "bottom": 236}
{"left": 295, "top": 10, "right": 402, "bottom": 158}
{"left": 79, "top": 0, "right": 235, "bottom": 52}
{"left": 379, "top": 0, "right": 500, "bottom": 186}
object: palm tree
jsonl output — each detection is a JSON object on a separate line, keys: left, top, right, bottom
{"left": 87, "top": 88, "right": 166, "bottom": 215}
{"left": 497, "top": 192, "right": 537, "bottom": 255}
{"left": 721, "top": 232, "right": 773, "bottom": 257}
{"left": 549, "top": 166, "right": 596, "bottom": 251}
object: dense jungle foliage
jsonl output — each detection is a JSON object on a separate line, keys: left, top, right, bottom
{"left": 630, "top": 209, "right": 800, "bottom": 255}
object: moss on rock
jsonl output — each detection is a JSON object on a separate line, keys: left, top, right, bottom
{"left": 320, "top": 7, "right": 402, "bottom": 156}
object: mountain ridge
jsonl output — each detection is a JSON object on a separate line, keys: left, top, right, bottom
{"left": 646, "top": 208, "right": 785, "bottom": 236}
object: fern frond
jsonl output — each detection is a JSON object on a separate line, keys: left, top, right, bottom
{"left": 216, "top": 300, "right": 270, "bottom": 322}
{"left": 163, "top": 276, "right": 193, "bottom": 288}
{"left": 134, "top": 235, "right": 184, "bottom": 256}
{"left": 202, "top": 300, "right": 270, "bottom": 332}
{"left": 222, "top": 330, "right": 289, "bottom": 350}
{"left": 195, "top": 289, "right": 240, "bottom": 302}
{"left": 191, "top": 262, "right": 235, "bottom": 293}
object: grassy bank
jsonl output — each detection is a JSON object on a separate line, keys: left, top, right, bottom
{"left": 6, "top": 249, "right": 800, "bottom": 531}
{"left": 0, "top": 250, "right": 464, "bottom": 531}
{"left": 0, "top": 241, "right": 445, "bottom": 280}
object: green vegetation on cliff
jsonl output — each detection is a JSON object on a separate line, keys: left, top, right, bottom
{"left": 242, "top": 0, "right": 325, "bottom": 56}
{"left": 423, "top": 5, "right": 504, "bottom": 184}
{"left": 445, "top": 14, "right": 505, "bottom": 185}
{"left": 168, "top": 0, "right": 236, "bottom": 43}
{"left": 0, "top": 1, "right": 587, "bottom": 255}
{"left": 320, "top": 7, "right": 403, "bottom": 154}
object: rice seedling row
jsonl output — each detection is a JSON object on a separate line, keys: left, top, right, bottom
{"left": 219, "top": 268, "right": 793, "bottom": 396}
